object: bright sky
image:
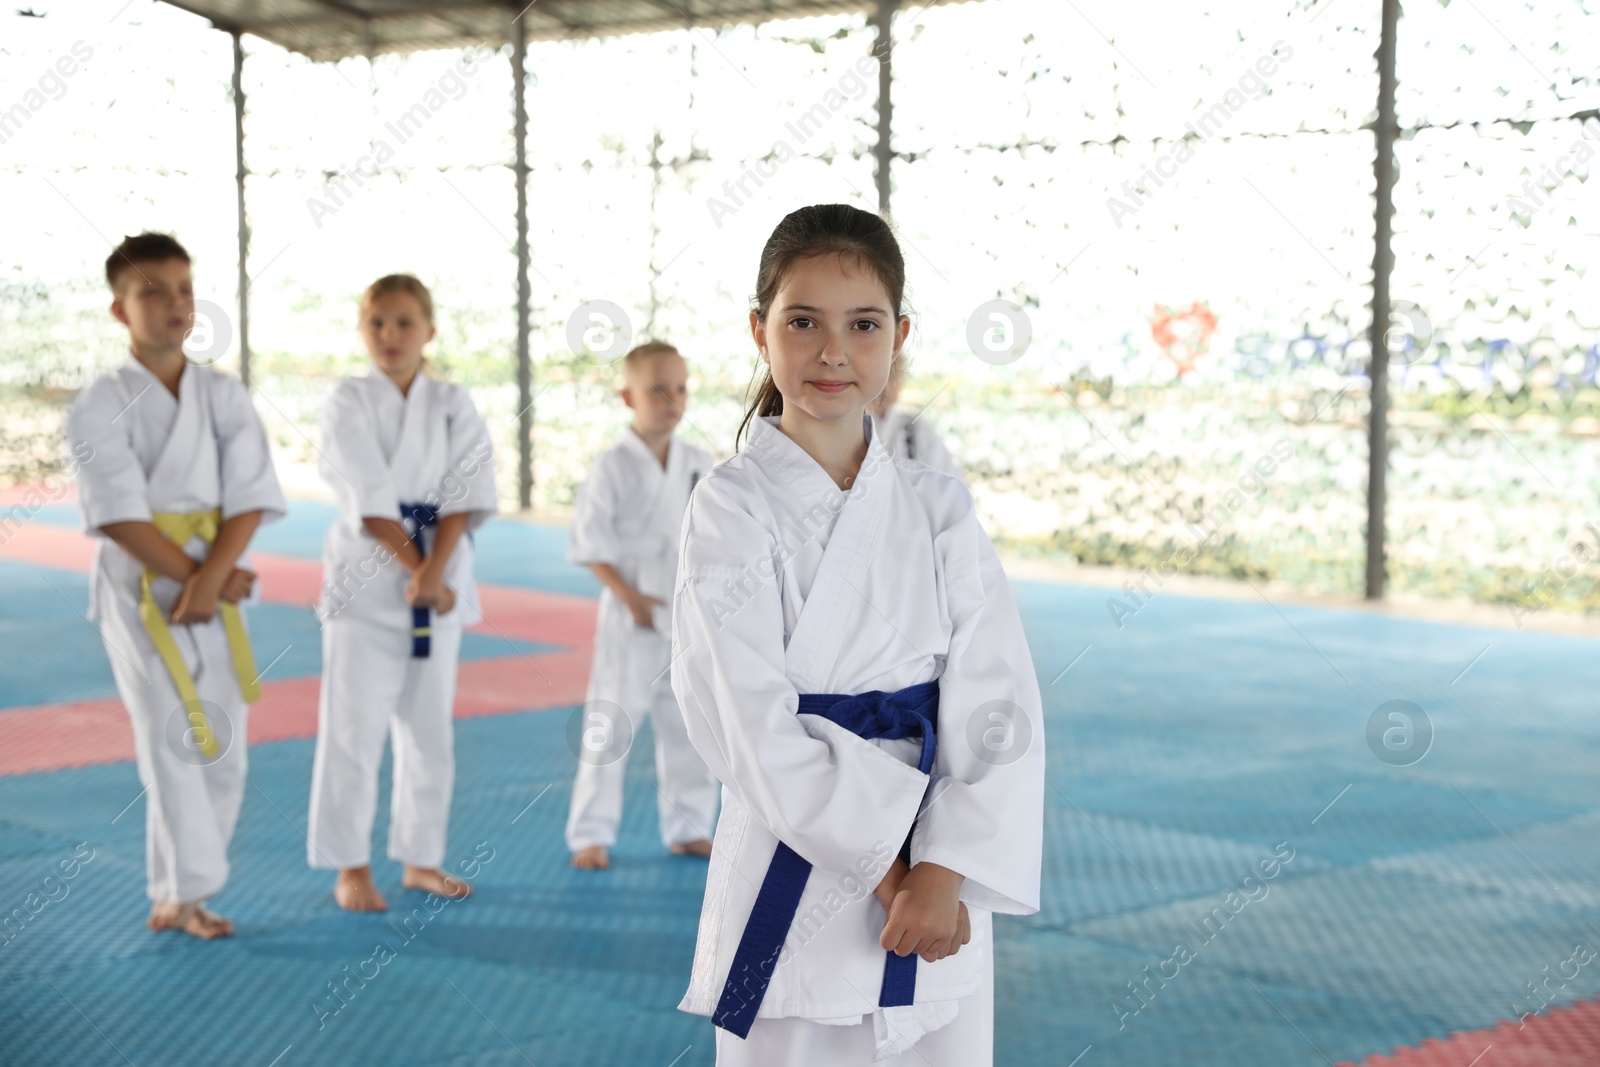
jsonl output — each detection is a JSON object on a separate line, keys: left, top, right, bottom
{"left": 4, "top": 0, "right": 1594, "bottom": 390}
{"left": 3, "top": 0, "right": 1596, "bottom": 590}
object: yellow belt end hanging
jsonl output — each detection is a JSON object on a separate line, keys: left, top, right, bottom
{"left": 184, "top": 702, "right": 222, "bottom": 760}
{"left": 142, "top": 509, "right": 264, "bottom": 712}
{"left": 221, "top": 603, "right": 263, "bottom": 703}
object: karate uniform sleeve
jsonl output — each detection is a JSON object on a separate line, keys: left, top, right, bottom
{"left": 919, "top": 422, "right": 962, "bottom": 479}
{"left": 213, "top": 374, "right": 287, "bottom": 525}
{"left": 670, "top": 473, "right": 930, "bottom": 875}
{"left": 910, "top": 492, "right": 1045, "bottom": 916}
{"left": 566, "top": 452, "right": 626, "bottom": 567}
{"left": 440, "top": 385, "right": 497, "bottom": 530}
{"left": 318, "top": 380, "right": 399, "bottom": 522}
{"left": 64, "top": 379, "right": 152, "bottom": 535}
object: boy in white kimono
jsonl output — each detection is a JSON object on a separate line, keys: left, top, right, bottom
{"left": 566, "top": 342, "right": 719, "bottom": 870}
{"left": 672, "top": 205, "right": 1044, "bottom": 1065}
{"left": 307, "top": 274, "right": 497, "bottom": 911}
{"left": 67, "top": 232, "right": 286, "bottom": 939}
{"left": 868, "top": 356, "right": 960, "bottom": 477}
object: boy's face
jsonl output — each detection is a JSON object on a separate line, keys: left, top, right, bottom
{"left": 111, "top": 257, "right": 194, "bottom": 355}
{"left": 622, "top": 352, "right": 688, "bottom": 435}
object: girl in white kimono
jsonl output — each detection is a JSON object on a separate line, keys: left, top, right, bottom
{"left": 566, "top": 343, "right": 719, "bottom": 869}
{"left": 868, "top": 356, "right": 961, "bottom": 478}
{"left": 671, "top": 205, "right": 1045, "bottom": 1065}
{"left": 68, "top": 232, "right": 286, "bottom": 939}
{"left": 308, "top": 274, "right": 497, "bottom": 911}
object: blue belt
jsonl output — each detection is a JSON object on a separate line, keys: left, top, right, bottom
{"left": 712, "top": 679, "right": 939, "bottom": 1039}
{"left": 400, "top": 501, "right": 438, "bottom": 658}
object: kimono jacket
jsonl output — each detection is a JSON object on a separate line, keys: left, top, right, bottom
{"left": 670, "top": 413, "right": 1044, "bottom": 1055}
{"left": 316, "top": 369, "right": 497, "bottom": 629}
{"left": 568, "top": 430, "right": 711, "bottom": 708}
{"left": 871, "top": 408, "right": 961, "bottom": 478}
{"left": 67, "top": 353, "right": 285, "bottom": 632}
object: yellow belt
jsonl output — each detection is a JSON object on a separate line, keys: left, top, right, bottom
{"left": 139, "top": 508, "right": 262, "bottom": 759}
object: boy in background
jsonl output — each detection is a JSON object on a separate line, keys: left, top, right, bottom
{"left": 67, "top": 232, "right": 284, "bottom": 938}
{"left": 566, "top": 342, "right": 718, "bottom": 869}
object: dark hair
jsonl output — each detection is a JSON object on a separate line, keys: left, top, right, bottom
{"left": 735, "top": 204, "right": 909, "bottom": 450}
{"left": 106, "top": 232, "right": 190, "bottom": 293}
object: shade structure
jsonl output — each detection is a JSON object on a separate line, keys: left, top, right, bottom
{"left": 154, "top": 0, "right": 966, "bottom": 59}
{"left": 170, "top": 0, "right": 927, "bottom": 513}
{"left": 156, "top": 0, "right": 1398, "bottom": 591}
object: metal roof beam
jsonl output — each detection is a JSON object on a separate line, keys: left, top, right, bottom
{"left": 214, "top": 2, "right": 511, "bottom": 32}
{"left": 157, "top": 0, "right": 955, "bottom": 58}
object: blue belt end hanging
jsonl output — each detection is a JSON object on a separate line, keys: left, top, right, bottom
{"left": 400, "top": 501, "right": 440, "bottom": 659}
{"left": 411, "top": 605, "right": 431, "bottom": 658}
{"left": 879, "top": 949, "right": 918, "bottom": 1007}
{"left": 711, "top": 680, "right": 940, "bottom": 1038}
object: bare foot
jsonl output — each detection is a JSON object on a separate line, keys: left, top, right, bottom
{"left": 334, "top": 866, "right": 387, "bottom": 912}
{"left": 402, "top": 865, "right": 471, "bottom": 899}
{"left": 571, "top": 845, "right": 609, "bottom": 870}
{"left": 670, "top": 838, "right": 713, "bottom": 859}
{"left": 148, "top": 901, "right": 235, "bottom": 939}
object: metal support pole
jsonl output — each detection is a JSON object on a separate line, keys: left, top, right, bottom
{"left": 231, "top": 30, "right": 250, "bottom": 388}
{"left": 1365, "top": 0, "right": 1399, "bottom": 600}
{"left": 873, "top": 0, "right": 895, "bottom": 216}
{"left": 512, "top": 15, "right": 533, "bottom": 510}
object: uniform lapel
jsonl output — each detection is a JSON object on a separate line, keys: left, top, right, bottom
{"left": 652, "top": 435, "right": 689, "bottom": 534}
{"left": 761, "top": 414, "right": 893, "bottom": 694}
{"left": 385, "top": 371, "right": 426, "bottom": 474}
{"left": 620, "top": 427, "right": 671, "bottom": 524}
{"left": 145, "top": 359, "right": 207, "bottom": 499}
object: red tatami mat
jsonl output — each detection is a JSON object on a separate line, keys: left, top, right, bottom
{"left": 0, "top": 519, "right": 596, "bottom": 777}
{"left": 1342, "top": 998, "right": 1600, "bottom": 1066}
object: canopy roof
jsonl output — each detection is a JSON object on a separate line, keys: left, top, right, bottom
{"left": 157, "top": 0, "right": 959, "bottom": 59}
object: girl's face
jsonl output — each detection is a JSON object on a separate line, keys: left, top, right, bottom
{"left": 361, "top": 290, "right": 435, "bottom": 389}
{"left": 751, "top": 254, "right": 909, "bottom": 428}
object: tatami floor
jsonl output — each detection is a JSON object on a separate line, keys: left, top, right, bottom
{"left": 3, "top": 494, "right": 1598, "bottom": 1065}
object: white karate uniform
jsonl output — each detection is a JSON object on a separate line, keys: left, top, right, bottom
{"left": 307, "top": 369, "right": 496, "bottom": 871}
{"left": 715, "top": 958, "right": 992, "bottom": 1066}
{"left": 870, "top": 407, "right": 960, "bottom": 477}
{"left": 566, "top": 429, "right": 719, "bottom": 852}
{"left": 671, "top": 414, "right": 1044, "bottom": 1065}
{"left": 66, "top": 353, "right": 285, "bottom": 903}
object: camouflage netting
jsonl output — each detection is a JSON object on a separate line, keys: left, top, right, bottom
{"left": 3, "top": 0, "right": 1597, "bottom": 611}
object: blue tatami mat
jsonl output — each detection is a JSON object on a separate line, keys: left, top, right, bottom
{"left": 4, "top": 499, "right": 1600, "bottom": 1065}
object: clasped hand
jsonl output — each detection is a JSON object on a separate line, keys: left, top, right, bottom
{"left": 875, "top": 859, "right": 971, "bottom": 964}
{"left": 169, "top": 564, "right": 255, "bottom": 624}
{"left": 406, "top": 563, "right": 456, "bottom": 615}
{"left": 624, "top": 588, "right": 665, "bottom": 627}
